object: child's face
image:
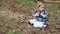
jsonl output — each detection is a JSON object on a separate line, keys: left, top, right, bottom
{"left": 39, "top": 5, "right": 45, "bottom": 11}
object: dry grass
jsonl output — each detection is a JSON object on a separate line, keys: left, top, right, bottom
{"left": 0, "top": 0, "right": 60, "bottom": 34}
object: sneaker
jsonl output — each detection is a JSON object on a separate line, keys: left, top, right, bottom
{"left": 26, "top": 20, "right": 33, "bottom": 25}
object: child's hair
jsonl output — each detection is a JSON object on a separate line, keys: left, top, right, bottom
{"left": 36, "top": 0, "right": 46, "bottom": 7}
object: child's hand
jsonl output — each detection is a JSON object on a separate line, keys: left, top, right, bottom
{"left": 41, "top": 13, "right": 47, "bottom": 18}
{"left": 41, "top": 13, "right": 43, "bottom": 16}
{"left": 36, "top": 12, "right": 40, "bottom": 16}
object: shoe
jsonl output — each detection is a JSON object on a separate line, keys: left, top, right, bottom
{"left": 26, "top": 20, "right": 33, "bottom": 25}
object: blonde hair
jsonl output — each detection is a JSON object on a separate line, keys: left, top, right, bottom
{"left": 36, "top": 0, "right": 46, "bottom": 7}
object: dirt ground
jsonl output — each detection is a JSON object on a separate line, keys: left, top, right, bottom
{"left": 0, "top": 0, "right": 60, "bottom": 34}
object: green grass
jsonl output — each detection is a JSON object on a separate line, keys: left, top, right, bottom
{"left": 4, "top": 30, "right": 19, "bottom": 34}
{"left": 0, "top": 0, "right": 4, "bottom": 6}
{"left": 5, "top": 32, "right": 19, "bottom": 34}
{"left": 18, "top": 0, "right": 60, "bottom": 11}
{"left": 18, "top": 0, "right": 36, "bottom": 6}
{"left": 46, "top": 4, "right": 60, "bottom": 12}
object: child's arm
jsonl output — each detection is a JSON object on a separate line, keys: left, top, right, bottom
{"left": 33, "top": 10, "right": 40, "bottom": 21}
{"left": 45, "top": 11, "right": 48, "bottom": 21}
{"left": 33, "top": 10, "right": 40, "bottom": 17}
{"left": 45, "top": 11, "right": 48, "bottom": 18}
{"left": 41, "top": 11, "right": 48, "bottom": 19}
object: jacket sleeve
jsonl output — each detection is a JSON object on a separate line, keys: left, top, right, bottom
{"left": 32, "top": 10, "right": 41, "bottom": 21}
{"left": 32, "top": 10, "right": 39, "bottom": 20}
{"left": 41, "top": 11, "right": 48, "bottom": 19}
{"left": 45, "top": 11, "right": 48, "bottom": 18}
{"left": 32, "top": 10, "right": 37, "bottom": 17}
{"left": 44, "top": 11, "right": 48, "bottom": 20}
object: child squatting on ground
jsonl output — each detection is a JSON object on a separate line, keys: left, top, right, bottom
{"left": 27, "top": 1, "right": 48, "bottom": 29}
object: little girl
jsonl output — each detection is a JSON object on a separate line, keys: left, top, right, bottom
{"left": 27, "top": 1, "right": 48, "bottom": 28}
